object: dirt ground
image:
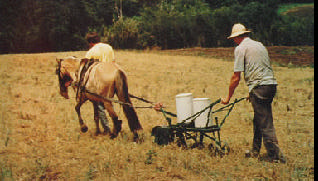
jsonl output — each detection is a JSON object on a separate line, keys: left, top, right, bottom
{"left": 161, "top": 46, "right": 314, "bottom": 67}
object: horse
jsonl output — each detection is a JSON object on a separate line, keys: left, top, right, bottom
{"left": 55, "top": 56, "right": 142, "bottom": 141}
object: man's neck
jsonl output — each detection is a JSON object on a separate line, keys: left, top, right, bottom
{"left": 235, "top": 36, "right": 248, "bottom": 45}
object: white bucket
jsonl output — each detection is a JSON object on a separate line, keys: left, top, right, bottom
{"left": 193, "top": 98, "right": 212, "bottom": 128}
{"left": 175, "top": 93, "right": 193, "bottom": 123}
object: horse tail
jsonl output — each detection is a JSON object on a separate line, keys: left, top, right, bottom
{"left": 114, "top": 69, "right": 142, "bottom": 132}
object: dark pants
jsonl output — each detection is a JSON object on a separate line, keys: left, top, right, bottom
{"left": 97, "top": 102, "right": 109, "bottom": 127}
{"left": 249, "top": 85, "right": 281, "bottom": 158}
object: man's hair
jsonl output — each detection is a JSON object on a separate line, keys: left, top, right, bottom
{"left": 85, "top": 32, "right": 101, "bottom": 43}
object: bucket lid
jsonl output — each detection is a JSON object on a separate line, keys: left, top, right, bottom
{"left": 193, "top": 98, "right": 210, "bottom": 102}
{"left": 176, "top": 93, "right": 192, "bottom": 98}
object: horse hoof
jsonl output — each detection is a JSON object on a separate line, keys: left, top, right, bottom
{"left": 115, "top": 120, "right": 122, "bottom": 133}
{"left": 81, "top": 126, "right": 88, "bottom": 133}
{"left": 133, "top": 133, "right": 139, "bottom": 142}
{"left": 110, "top": 133, "right": 118, "bottom": 139}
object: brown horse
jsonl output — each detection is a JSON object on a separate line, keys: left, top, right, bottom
{"left": 56, "top": 56, "right": 142, "bottom": 141}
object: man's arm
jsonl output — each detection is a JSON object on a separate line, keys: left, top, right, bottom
{"left": 221, "top": 72, "right": 241, "bottom": 104}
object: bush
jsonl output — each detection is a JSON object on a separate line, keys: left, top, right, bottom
{"left": 104, "top": 17, "right": 140, "bottom": 49}
{"left": 138, "top": 0, "right": 212, "bottom": 49}
{"left": 271, "top": 15, "right": 314, "bottom": 46}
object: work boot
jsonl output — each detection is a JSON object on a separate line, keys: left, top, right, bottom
{"left": 245, "top": 149, "right": 259, "bottom": 158}
{"left": 270, "top": 152, "right": 287, "bottom": 164}
{"left": 103, "top": 126, "right": 111, "bottom": 135}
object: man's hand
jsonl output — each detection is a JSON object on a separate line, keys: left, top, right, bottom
{"left": 246, "top": 94, "right": 250, "bottom": 102}
{"left": 221, "top": 97, "right": 230, "bottom": 105}
{"left": 153, "top": 102, "right": 164, "bottom": 112}
{"left": 221, "top": 72, "right": 241, "bottom": 105}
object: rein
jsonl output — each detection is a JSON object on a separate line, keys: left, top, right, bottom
{"left": 59, "top": 58, "right": 239, "bottom": 114}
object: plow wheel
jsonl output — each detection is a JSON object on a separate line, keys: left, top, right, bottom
{"left": 208, "top": 141, "right": 230, "bottom": 157}
{"left": 176, "top": 131, "right": 188, "bottom": 148}
{"left": 176, "top": 135, "right": 187, "bottom": 148}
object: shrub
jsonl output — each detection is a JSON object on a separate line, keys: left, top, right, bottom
{"left": 138, "top": 0, "right": 212, "bottom": 49}
{"left": 271, "top": 15, "right": 314, "bottom": 46}
{"left": 104, "top": 17, "right": 140, "bottom": 49}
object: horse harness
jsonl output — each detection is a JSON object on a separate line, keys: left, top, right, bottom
{"left": 75, "top": 58, "right": 98, "bottom": 102}
{"left": 74, "top": 59, "right": 135, "bottom": 107}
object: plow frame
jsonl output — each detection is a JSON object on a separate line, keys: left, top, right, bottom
{"left": 152, "top": 98, "right": 245, "bottom": 156}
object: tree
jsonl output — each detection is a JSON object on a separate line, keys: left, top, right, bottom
{"left": 271, "top": 15, "right": 314, "bottom": 46}
{"left": 138, "top": 0, "right": 213, "bottom": 49}
{"left": 0, "top": 0, "right": 314, "bottom": 53}
{"left": 105, "top": 17, "right": 140, "bottom": 49}
{"left": 204, "top": 0, "right": 239, "bottom": 9}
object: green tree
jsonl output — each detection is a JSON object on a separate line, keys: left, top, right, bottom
{"left": 105, "top": 17, "right": 140, "bottom": 49}
{"left": 210, "top": 6, "right": 237, "bottom": 47}
{"left": 235, "top": 2, "right": 280, "bottom": 45}
{"left": 271, "top": 15, "right": 314, "bottom": 45}
{"left": 0, "top": 0, "right": 41, "bottom": 53}
{"left": 138, "top": 0, "right": 212, "bottom": 49}
{"left": 84, "top": 0, "right": 115, "bottom": 30}
{"left": 0, "top": 0, "right": 314, "bottom": 53}
{"left": 0, "top": 0, "right": 115, "bottom": 53}
{"left": 205, "top": 0, "right": 239, "bottom": 9}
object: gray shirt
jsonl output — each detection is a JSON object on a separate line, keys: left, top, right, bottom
{"left": 233, "top": 37, "right": 277, "bottom": 92}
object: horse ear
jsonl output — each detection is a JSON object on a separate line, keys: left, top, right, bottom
{"left": 56, "top": 58, "right": 62, "bottom": 64}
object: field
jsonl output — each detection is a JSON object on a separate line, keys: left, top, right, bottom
{"left": 0, "top": 47, "right": 314, "bottom": 180}
{"left": 278, "top": 3, "right": 314, "bottom": 17}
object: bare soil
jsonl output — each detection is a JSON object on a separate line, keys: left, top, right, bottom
{"left": 161, "top": 46, "right": 314, "bottom": 67}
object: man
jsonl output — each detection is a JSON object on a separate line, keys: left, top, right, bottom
{"left": 221, "top": 23, "right": 286, "bottom": 163}
{"left": 85, "top": 32, "right": 116, "bottom": 135}
{"left": 85, "top": 32, "right": 115, "bottom": 63}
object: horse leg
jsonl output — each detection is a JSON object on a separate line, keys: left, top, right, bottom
{"left": 114, "top": 70, "right": 142, "bottom": 142}
{"left": 75, "top": 101, "right": 88, "bottom": 133}
{"left": 104, "top": 102, "right": 122, "bottom": 139}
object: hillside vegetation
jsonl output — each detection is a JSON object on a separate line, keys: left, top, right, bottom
{"left": 0, "top": 0, "right": 314, "bottom": 53}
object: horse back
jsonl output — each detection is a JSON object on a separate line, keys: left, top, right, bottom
{"left": 85, "top": 62, "right": 125, "bottom": 98}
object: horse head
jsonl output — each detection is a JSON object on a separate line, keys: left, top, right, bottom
{"left": 56, "top": 57, "right": 77, "bottom": 99}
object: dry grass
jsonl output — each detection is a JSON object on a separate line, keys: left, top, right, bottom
{"left": 0, "top": 49, "right": 314, "bottom": 180}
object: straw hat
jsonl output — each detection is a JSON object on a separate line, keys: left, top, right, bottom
{"left": 227, "top": 23, "right": 251, "bottom": 39}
